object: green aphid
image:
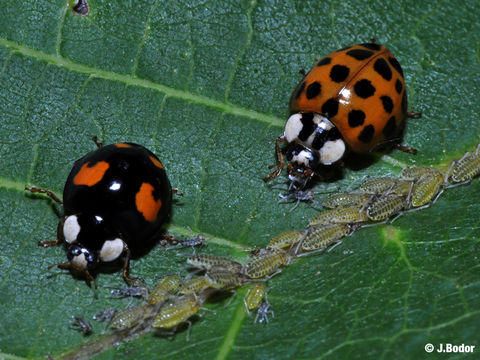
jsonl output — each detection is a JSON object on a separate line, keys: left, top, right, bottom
{"left": 179, "top": 276, "right": 211, "bottom": 295}
{"left": 410, "top": 172, "right": 444, "bottom": 207}
{"left": 301, "top": 223, "right": 349, "bottom": 252}
{"left": 152, "top": 295, "right": 200, "bottom": 329}
{"left": 148, "top": 274, "right": 182, "bottom": 305}
{"left": 268, "top": 230, "right": 303, "bottom": 249}
{"left": 389, "top": 179, "right": 414, "bottom": 196}
{"left": 309, "top": 206, "right": 369, "bottom": 227}
{"left": 366, "top": 194, "right": 406, "bottom": 221}
{"left": 400, "top": 166, "right": 438, "bottom": 180}
{"left": 244, "top": 283, "right": 266, "bottom": 312}
{"left": 321, "top": 192, "right": 371, "bottom": 209}
{"left": 110, "top": 304, "right": 154, "bottom": 330}
{"left": 205, "top": 265, "right": 243, "bottom": 289}
{"left": 187, "top": 254, "right": 242, "bottom": 272}
{"left": 449, "top": 152, "right": 480, "bottom": 183}
{"left": 358, "top": 177, "right": 397, "bottom": 194}
{"left": 243, "top": 248, "right": 289, "bottom": 279}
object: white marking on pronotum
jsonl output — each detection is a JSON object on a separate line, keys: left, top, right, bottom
{"left": 99, "top": 238, "right": 125, "bottom": 262}
{"left": 63, "top": 215, "right": 80, "bottom": 244}
{"left": 320, "top": 139, "right": 345, "bottom": 165}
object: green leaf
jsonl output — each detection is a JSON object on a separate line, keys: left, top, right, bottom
{"left": 1, "top": 1, "right": 479, "bottom": 359}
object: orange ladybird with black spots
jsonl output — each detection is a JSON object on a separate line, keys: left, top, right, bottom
{"left": 30, "top": 141, "right": 172, "bottom": 287}
{"left": 265, "top": 42, "right": 418, "bottom": 187}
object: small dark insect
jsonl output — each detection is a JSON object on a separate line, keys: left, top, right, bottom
{"left": 163, "top": 234, "right": 207, "bottom": 250}
{"left": 255, "top": 301, "right": 274, "bottom": 324}
{"left": 72, "top": 316, "right": 92, "bottom": 335}
{"left": 73, "top": 0, "right": 89, "bottom": 15}
{"left": 111, "top": 286, "right": 147, "bottom": 298}
{"left": 93, "top": 309, "right": 118, "bottom": 322}
{"left": 177, "top": 234, "right": 207, "bottom": 249}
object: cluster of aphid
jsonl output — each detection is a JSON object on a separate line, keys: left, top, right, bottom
{"left": 75, "top": 144, "right": 480, "bottom": 339}
{"left": 100, "top": 252, "right": 280, "bottom": 337}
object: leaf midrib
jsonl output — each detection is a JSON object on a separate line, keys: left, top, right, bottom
{"left": 0, "top": 37, "right": 284, "bottom": 127}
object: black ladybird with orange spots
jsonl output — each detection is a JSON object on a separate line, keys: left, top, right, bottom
{"left": 26, "top": 141, "right": 172, "bottom": 287}
{"left": 265, "top": 43, "right": 419, "bottom": 187}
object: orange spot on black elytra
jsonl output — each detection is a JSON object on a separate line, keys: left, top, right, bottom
{"left": 115, "top": 143, "right": 132, "bottom": 148}
{"left": 149, "top": 155, "right": 164, "bottom": 169}
{"left": 136, "top": 183, "right": 162, "bottom": 222}
{"left": 74, "top": 161, "right": 110, "bottom": 186}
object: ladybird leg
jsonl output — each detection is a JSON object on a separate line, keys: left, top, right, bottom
{"left": 395, "top": 144, "right": 418, "bottom": 155}
{"left": 407, "top": 111, "right": 422, "bottom": 118}
{"left": 38, "top": 238, "right": 62, "bottom": 247}
{"left": 47, "top": 262, "right": 98, "bottom": 289}
{"left": 92, "top": 136, "right": 103, "bottom": 148}
{"left": 263, "top": 136, "right": 288, "bottom": 182}
{"left": 122, "top": 244, "right": 144, "bottom": 286}
{"left": 298, "top": 69, "right": 307, "bottom": 76}
{"left": 25, "top": 186, "right": 63, "bottom": 206}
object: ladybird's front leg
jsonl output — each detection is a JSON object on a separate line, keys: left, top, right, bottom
{"left": 24, "top": 186, "right": 63, "bottom": 206}
{"left": 121, "top": 244, "right": 144, "bottom": 286}
{"left": 263, "top": 136, "right": 288, "bottom": 182}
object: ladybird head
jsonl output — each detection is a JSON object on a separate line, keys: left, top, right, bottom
{"left": 59, "top": 214, "right": 126, "bottom": 267}
{"left": 66, "top": 244, "right": 98, "bottom": 270}
{"left": 285, "top": 144, "right": 318, "bottom": 186}
{"left": 284, "top": 113, "right": 346, "bottom": 166}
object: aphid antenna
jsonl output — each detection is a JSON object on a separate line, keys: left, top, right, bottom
{"left": 326, "top": 240, "right": 344, "bottom": 253}
{"left": 445, "top": 179, "right": 474, "bottom": 189}
{"left": 359, "top": 193, "right": 377, "bottom": 213}
{"left": 443, "top": 160, "right": 457, "bottom": 185}
{"left": 296, "top": 246, "right": 328, "bottom": 258}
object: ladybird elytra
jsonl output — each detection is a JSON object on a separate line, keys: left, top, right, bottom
{"left": 73, "top": 161, "right": 110, "bottom": 186}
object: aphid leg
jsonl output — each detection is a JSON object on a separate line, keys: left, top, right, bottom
{"left": 404, "top": 181, "right": 415, "bottom": 207}
{"left": 223, "top": 289, "right": 238, "bottom": 308}
{"left": 25, "top": 186, "right": 63, "bottom": 206}
{"left": 296, "top": 246, "right": 327, "bottom": 257}
{"left": 243, "top": 297, "right": 252, "bottom": 316}
{"left": 122, "top": 245, "right": 144, "bottom": 286}
{"left": 92, "top": 136, "right": 103, "bottom": 148}
{"left": 263, "top": 136, "right": 288, "bottom": 182}
{"left": 389, "top": 210, "right": 405, "bottom": 224}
